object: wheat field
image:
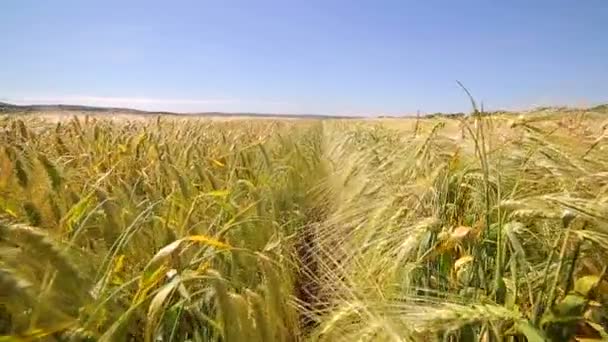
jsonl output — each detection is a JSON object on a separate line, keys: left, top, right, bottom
{"left": 1, "top": 109, "right": 607, "bottom": 341}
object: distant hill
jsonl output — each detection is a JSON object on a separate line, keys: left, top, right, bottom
{"left": 0, "top": 101, "right": 18, "bottom": 108}
{"left": 0, "top": 101, "right": 361, "bottom": 119}
{"left": 1, "top": 101, "right": 607, "bottom": 119}
{"left": 0, "top": 102, "right": 175, "bottom": 115}
{"left": 591, "top": 104, "right": 608, "bottom": 113}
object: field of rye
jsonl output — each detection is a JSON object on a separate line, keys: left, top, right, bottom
{"left": 1, "top": 110, "right": 608, "bottom": 341}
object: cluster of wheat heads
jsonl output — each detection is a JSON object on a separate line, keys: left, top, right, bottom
{"left": 0, "top": 111, "right": 607, "bottom": 341}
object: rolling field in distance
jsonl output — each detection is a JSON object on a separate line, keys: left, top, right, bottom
{"left": 1, "top": 107, "right": 608, "bottom": 341}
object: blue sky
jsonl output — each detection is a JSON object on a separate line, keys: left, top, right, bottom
{"left": 1, "top": 0, "right": 607, "bottom": 115}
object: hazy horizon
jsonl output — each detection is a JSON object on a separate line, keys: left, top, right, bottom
{"left": 2, "top": 0, "right": 607, "bottom": 115}
{"left": 2, "top": 96, "right": 608, "bottom": 117}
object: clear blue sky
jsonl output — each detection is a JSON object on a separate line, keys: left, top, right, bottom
{"left": 1, "top": 1, "right": 607, "bottom": 115}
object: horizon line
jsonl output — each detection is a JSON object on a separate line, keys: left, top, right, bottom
{"left": 1, "top": 96, "right": 606, "bottom": 117}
